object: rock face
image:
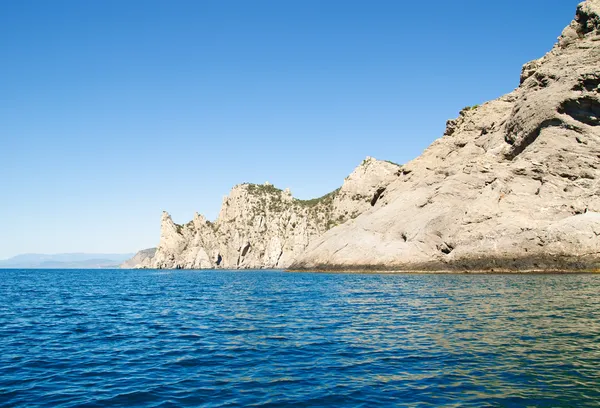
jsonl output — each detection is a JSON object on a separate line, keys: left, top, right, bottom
{"left": 290, "top": 0, "right": 600, "bottom": 271}
{"left": 126, "top": 1, "right": 600, "bottom": 272}
{"left": 124, "top": 158, "right": 400, "bottom": 269}
{"left": 120, "top": 248, "right": 156, "bottom": 269}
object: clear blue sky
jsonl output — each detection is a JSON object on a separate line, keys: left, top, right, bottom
{"left": 0, "top": 0, "right": 579, "bottom": 258}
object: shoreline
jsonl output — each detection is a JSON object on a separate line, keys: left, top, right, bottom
{"left": 286, "top": 255, "right": 600, "bottom": 274}
{"left": 4, "top": 267, "right": 599, "bottom": 274}
{"left": 132, "top": 266, "right": 600, "bottom": 274}
{"left": 284, "top": 268, "right": 600, "bottom": 275}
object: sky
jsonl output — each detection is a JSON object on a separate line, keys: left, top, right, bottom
{"left": 0, "top": 0, "right": 581, "bottom": 259}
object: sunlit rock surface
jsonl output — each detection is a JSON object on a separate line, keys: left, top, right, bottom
{"left": 124, "top": 158, "right": 400, "bottom": 269}
{"left": 291, "top": 0, "right": 600, "bottom": 271}
{"left": 125, "top": 1, "right": 600, "bottom": 271}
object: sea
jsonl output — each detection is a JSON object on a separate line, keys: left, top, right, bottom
{"left": 1, "top": 269, "right": 599, "bottom": 407}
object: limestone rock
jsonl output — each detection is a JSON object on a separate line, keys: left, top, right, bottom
{"left": 291, "top": 0, "right": 600, "bottom": 272}
{"left": 125, "top": 1, "right": 600, "bottom": 272}
{"left": 123, "top": 158, "right": 400, "bottom": 269}
{"left": 120, "top": 248, "right": 156, "bottom": 269}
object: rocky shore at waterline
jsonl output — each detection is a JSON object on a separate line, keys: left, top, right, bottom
{"left": 124, "top": 1, "right": 600, "bottom": 273}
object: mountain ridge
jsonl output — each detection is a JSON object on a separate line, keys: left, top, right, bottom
{"left": 1, "top": 253, "right": 134, "bottom": 269}
{"left": 290, "top": 0, "right": 600, "bottom": 271}
{"left": 124, "top": 0, "right": 600, "bottom": 272}
{"left": 124, "top": 157, "right": 400, "bottom": 269}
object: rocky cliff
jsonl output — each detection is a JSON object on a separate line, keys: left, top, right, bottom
{"left": 125, "top": 0, "right": 600, "bottom": 272}
{"left": 290, "top": 0, "right": 600, "bottom": 271}
{"left": 124, "top": 158, "right": 400, "bottom": 269}
{"left": 120, "top": 248, "right": 156, "bottom": 269}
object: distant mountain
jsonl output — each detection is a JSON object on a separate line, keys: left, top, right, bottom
{"left": 0, "top": 253, "right": 135, "bottom": 269}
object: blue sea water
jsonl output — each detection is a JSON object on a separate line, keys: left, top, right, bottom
{"left": 1, "top": 270, "right": 599, "bottom": 407}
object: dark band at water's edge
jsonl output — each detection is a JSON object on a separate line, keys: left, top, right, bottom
{"left": 287, "top": 255, "right": 600, "bottom": 273}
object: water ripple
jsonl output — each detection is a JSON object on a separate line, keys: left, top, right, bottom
{"left": 1, "top": 270, "right": 599, "bottom": 406}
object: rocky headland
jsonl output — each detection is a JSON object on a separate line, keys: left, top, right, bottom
{"left": 124, "top": 0, "right": 600, "bottom": 272}
{"left": 126, "top": 158, "right": 400, "bottom": 269}
{"left": 120, "top": 248, "right": 156, "bottom": 269}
